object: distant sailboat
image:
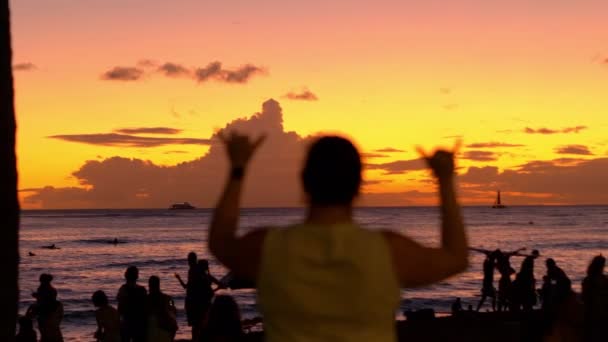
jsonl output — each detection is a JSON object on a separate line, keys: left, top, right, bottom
{"left": 492, "top": 190, "right": 506, "bottom": 209}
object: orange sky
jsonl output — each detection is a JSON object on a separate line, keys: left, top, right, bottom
{"left": 11, "top": 0, "right": 608, "bottom": 208}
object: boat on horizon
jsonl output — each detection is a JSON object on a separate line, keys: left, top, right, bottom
{"left": 492, "top": 190, "right": 506, "bottom": 209}
{"left": 169, "top": 202, "right": 196, "bottom": 210}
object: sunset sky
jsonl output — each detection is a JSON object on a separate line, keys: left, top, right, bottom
{"left": 11, "top": 0, "right": 608, "bottom": 208}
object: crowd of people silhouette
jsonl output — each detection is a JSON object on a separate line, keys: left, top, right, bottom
{"left": 20, "top": 254, "right": 243, "bottom": 342}
{"left": 17, "top": 134, "right": 608, "bottom": 342}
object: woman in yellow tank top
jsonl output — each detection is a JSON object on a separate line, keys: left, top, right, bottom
{"left": 209, "top": 132, "right": 468, "bottom": 342}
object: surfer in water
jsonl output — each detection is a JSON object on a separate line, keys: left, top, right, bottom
{"left": 42, "top": 244, "right": 60, "bottom": 250}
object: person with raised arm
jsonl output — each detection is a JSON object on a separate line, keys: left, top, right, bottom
{"left": 469, "top": 248, "right": 500, "bottom": 312}
{"left": 208, "top": 132, "right": 468, "bottom": 342}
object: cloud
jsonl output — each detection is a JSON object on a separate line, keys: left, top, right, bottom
{"left": 223, "top": 64, "right": 265, "bottom": 83}
{"left": 137, "top": 59, "right": 158, "bottom": 68}
{"left": 194, "top": 62, "right": 265, "bottom": 83}
{"left": 362, "top": 153, "right": 389, "bottom": 159}
{"left": 439, "top": 88, "right": 451, "bottom": 95}
{"left": 102, "top": 60, "right": 265, "bottom": 84}
{"left": 114, "top": 127, "right": 183, "bottom": 135}
{"left": 459, "top": 158, "right": 608, "bottom": 204}
{"left": 461, "top": 150, "right": 497, "bottom": 162}
{"left": 163, "top": 150, "right": 188, "bottom": 154}
{"left": 27, "top": 100, "right": 308, "bottom": 209}
{"left": 554, "top": 144, "right": 593, "bottom": 156}
{"left": 466, "top": 142, "right": 525, "bottom": 148}
{"left": 562, "top": 126, "right": 588, "bottom": 133}
{"left": 283, "top": 89, "right": 319, "bottom": 101}
{"left": 157, "top": 63, "right": 191, "bottom": 77}
{"left": 524, "top": 126, "right": 587, "bottom": 134}
{"left": 48, "top": 133, "right": 211, "bottom": 148}
{"left": 13, "top": 62, "right": 36, "bottom": 71}
{"left": 367, "top": 159, "right": 426, "bottom": 175}
{"left": 101, "top": 66, "right": 145, "bottom": 81}
{"left": 442, "top": 104, "right": 459, "bottom": 110}
{"left": 194, "top": 62, "right": 223, "bottom": 82}
{"left": 374, "top": 147, "right": 405, "bottom": 153}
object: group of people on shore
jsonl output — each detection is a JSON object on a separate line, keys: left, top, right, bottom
{"left": 467, "top": 247, "right": 608, "bottom": 340}
{"left": 17, "top": 252, "right": 245, "bottom": 342}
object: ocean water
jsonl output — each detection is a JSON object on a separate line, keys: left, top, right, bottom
{"left": 19, "top": 206, "right": 608, "bottom": 341}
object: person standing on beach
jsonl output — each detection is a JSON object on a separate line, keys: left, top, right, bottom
{"left": 92, "top": 290, "right": 120, "bottom": 342}
{"left": 28, "top": 273, "right": 64, "bottom": 342}
{"left": 511, "top": 256, "right": 537, "bottom": 312}
{"left": 470, "top": 248, "right": 499, "bottom": 312}
{"left": 175, "top": 252, "right": 203, "bottom": 341}
{"left": 117, "top": 266, "right": 148, "bottom": 342}
{"left": 208, "top": 133, "right": 468, "bottom": 342}
{"left": 495, "top": 248, "right": 526, "bottom": 311}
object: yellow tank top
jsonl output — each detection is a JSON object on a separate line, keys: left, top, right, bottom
{"left": 258, "top": 223, "right": 400, "bottom": 342}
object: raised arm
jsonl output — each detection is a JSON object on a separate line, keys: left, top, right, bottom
{"left": 505, "top": 247, "right": 527, "bottom": 257}
{"left": 469, "top": 247, "right": 491, "bottom": 255}
{"left": 174, "top": 273, "right": 187, "bottom": 289}
{"left": 384, "top": 147, "right": 469, "bottom": 288}
{"left": 208, "top": 132, "right": 268, "bottom": 280}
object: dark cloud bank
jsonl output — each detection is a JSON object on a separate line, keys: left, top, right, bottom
{"left": 25, "top": 100, "right": 608, "bottom": 208}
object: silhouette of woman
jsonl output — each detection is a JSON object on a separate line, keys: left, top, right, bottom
{"left": 208, "top": 133, "right": 468, "bottom": 342}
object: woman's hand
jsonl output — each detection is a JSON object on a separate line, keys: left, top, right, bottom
{"left": 218, "top": 131, "right": 266, "bottom": 169}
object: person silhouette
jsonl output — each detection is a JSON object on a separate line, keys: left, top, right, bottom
{"left": 15, "top": 316, "right": 37, "bottom": 342}
{"left": 29, "top": 273, "right": 63, "bottom": 342}
{"left": 511, "top": 256, "right": 537, "bottom": 312}
{"left": 470, "top": 248, "right": 499, "bottom": 312}
{"left": 175, "top": 252, "right": 203, "bottom": 341}
{"left": 495, "top": 248, "right": 526, "bottom": 311}
{"left": 451, "top": 297, "right": 463, "bottom": 315}
{"left": 581, "top": 255, "right": 608, "bottom": 342}
{"left": 146, "top": 276, "right": 177, "bottom": 342}
{"left": 545, "top": 258, "right": 572, "bottom": 302}
{"left": 117, "top": 266, "right": 147, "bottom": 342}
{"left": 201, "top": 295, "right": 244, "bottom": 342}
{"left": 92, "top": 290, "right": 120, "bottom": 342}
{"left": 208, "top": 133, "right": 468, "bottom": 342}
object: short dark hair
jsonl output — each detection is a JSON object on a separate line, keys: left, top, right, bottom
{"left": 39, "top": 273, "right": 53, "bottom": 284}
{"left": 92, "top": 290, "right": 108, "bottom": 307}
{"left": 149, "top": 275, "right": 160, "bottom": 292}
{"left": 125, "top": 266, "right": 139, "bottom": 282}
{"left": 302, "top": 136, "right": 362, "bottom": 205}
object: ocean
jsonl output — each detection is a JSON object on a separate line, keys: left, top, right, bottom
{"left": 19, "top": 206, "right": 608, "bottom": 341}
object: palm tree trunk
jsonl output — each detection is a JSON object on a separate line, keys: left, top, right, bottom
{"left": 0, "top": 0, "right": 20, "bottom": 340}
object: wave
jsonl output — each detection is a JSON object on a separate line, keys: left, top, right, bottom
{"left": 103, "top": 258, "right": 186, "bottom": 269}
{"left": 75, "top": 238, "right": 133, "bottom": 245}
